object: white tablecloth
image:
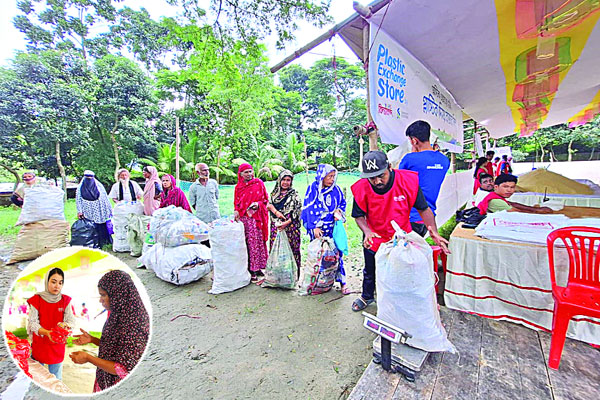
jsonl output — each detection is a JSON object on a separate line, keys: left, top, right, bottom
{"left": 511, "top": 192, "right": 600, "bottom": 208}
{"left": 444, "top": 225, "right": 600, "bottom": 345}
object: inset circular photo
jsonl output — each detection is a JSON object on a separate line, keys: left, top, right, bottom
{"left": 2, "top": 246, "right": 152, "bottom": 396}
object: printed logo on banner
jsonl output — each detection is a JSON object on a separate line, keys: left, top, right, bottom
{"left": 369, "top": 25, "right": 463, "bottom": 151}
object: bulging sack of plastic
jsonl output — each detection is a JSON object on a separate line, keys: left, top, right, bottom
{"left": 262, "top": 230, "right": 297, "bottom": 289}
{"left": 149, "top": 206, "right": 209, "bottom": 247}
{"left": 298, "top": 237, "right": 339, "bottom": 296}
{"left": 16, "top": 186, "right": 65, "bottom": 226}
{"left": 208, "top": 218, "right": 250, "bottom": 294}
{"left": 8, "top": 220, "right": 70, "bottom": 264}
{"left": 70, "top": 218, "right": 99, "bottom": 248}
{"left": 375, "top": 221, "right": 455, "bottom": 353}
{"left": 127, "top": 214, "right": 151, "bottom": 257}
{"left": 138, "top": 243, "right": 213, "bottom": 285}
{"left": 112, "top": 201, "right": 143, "bottom": 253}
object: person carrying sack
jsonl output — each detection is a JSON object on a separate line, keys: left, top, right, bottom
{"left": 350, "top": 151, "right": 450, "bottom": 312}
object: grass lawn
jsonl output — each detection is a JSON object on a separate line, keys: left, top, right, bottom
{"left": 0, "top": 171, "right": 455, "bottom": 248}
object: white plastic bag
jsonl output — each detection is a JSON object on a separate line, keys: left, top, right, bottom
{"left": 208, "top": 218, "right": 250, "bottom": 294}
{"left": 112, "top": 201, "right": 144, "bottom": 252}
{"left": 138, "top": 243, "right": 213, "bottom": 285}
{"left": 298, "top": 238, "right": 339, "bottom": 296}
{"left": 375, "top": 221, "right": 455, "bottom": 353}
{"left": 149, "top": 206, "right": 209, "bottom": 247}
{"left": 262, "top": 231, "right": 297, "bottom": 289}
{"left": 16, "top": 186, "right": 65, "bottom": 226}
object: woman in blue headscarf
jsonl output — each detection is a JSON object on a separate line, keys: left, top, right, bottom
{"left": 301, "top": 164, "right": 348, "bottom": 294}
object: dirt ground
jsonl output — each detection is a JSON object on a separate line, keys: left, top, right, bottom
{"left": 0, "top": 240, "right": 379, "bottom": 399}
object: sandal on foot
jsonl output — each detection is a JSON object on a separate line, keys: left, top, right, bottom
{"left": 352, "top": 297, "right": 374, "bottom": 312}
{"left": 341, "top": 286, "right": 351, "bottom": 295}
{"left": 250, "top": 274, "right": 258, "bottom": 283}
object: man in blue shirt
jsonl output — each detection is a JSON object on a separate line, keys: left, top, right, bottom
{"left": 398, "top": 120, "right": 450, "bottom": 236}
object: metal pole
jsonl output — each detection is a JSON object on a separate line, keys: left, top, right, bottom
{"left": 175, "top": 115, "right": 180, "bottom": 182}
{"left": 381, "top": 338, "right": 392, "bottom": 371}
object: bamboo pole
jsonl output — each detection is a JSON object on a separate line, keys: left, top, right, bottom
{"left": 362, "top": 23, "right": 378, "bottom": 151}
{"left": 175, "top": 116, "right": 180, "bottom": 182}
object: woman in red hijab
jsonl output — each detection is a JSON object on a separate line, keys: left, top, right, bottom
{"left": 234, "top": 163, "right": 269, "bottom": 281}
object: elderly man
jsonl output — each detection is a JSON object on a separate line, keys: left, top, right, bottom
{"left": 11, "top": 171, "right": 40, "bottom": 207}
{"left": 189, "top": 163, "right": 220, "bottom": 223}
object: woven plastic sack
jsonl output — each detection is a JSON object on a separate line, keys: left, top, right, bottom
{"left": 298, "top": 238, "right": 339, "bottom": 296}
{"left": 112, "top": 201, "right": 143, "bottom": 252}
{"left": 262, "top": 231, "right": 297, "bottom": 289}
{"left": 69, "top": 218, "right": 99, "bottom": 248}
{"left": 16, "top": 186, "right": 65, "bottom": 226}
{"left": 208, "top": 218, "right": 250, "bottom": 294}
{"left": 375, "top": 221, "right": 456, "bottom": 353}
{"left": 8, "top": 220, "right": 69, "bottom": 264}
{"left": 138, "top": 243, "right": 213, "bottom": 285}
{"left": 127, "top": 214, "right": 151, "bottom": 257}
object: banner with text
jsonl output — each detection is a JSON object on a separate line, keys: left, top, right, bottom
{"left": 369, "top": 24, "right": 464, "bottom": 152}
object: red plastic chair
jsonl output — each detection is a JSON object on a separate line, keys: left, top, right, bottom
{"left": 431, "top": 245, "right": 448, "bottom": 292}
{"left": 546, "top": 226, "right": 600, "bottom": 369}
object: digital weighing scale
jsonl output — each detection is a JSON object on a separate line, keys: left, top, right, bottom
{"left": 362, "top": 312, "right": 429, "bottom": 382}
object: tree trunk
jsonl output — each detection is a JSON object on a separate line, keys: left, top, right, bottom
{"left": 216, "top": 140, "right": 223, "bottom": 183}
{"left": 589, "top": 147, "right": 595, "bottom": 161}
{"left": 568, "top": 139, "right": 574, "bottom": 162}
{"left": 539, "top": 143, "right": 545, "bottom": 162}
{"left": 55, "top": 141, "right": 67, "bottom": 202}
{"left": 1, "top": 163, "right": 21, "bottom": 191}
{"left": 332, "top": 141, "right": 337, "bottom": 169}
{"left": 110, "top": 117, "right": 121, "bottom": 181}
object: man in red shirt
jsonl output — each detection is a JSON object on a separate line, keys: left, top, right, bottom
{"left": 485, "top": 150, "right": 495, "bottom": 176}
{"left": 350, "top": 151, "right": 450, "bottom": 312}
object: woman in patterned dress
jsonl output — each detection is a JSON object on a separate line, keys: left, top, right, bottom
{"left": 76, "top": 170, "right": 113, "bottom": 248}
{"left": 71, "top": 270, "right": 150, "bottom": 392}
{"left": 234, "top": 163, "right": 269, "bottom": 281}
{"left": 301, "top": 164, "right": 349, "bottom": 294}
{"left": 266, "top": 170, "right": 302, "bottom": 277}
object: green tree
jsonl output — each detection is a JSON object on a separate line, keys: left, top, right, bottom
{"left": 0, "top": 50, "right": 90, "bottom": 196}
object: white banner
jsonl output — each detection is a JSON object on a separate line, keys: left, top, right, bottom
{"left": 369, "top": 24, "right": 464, "bottom": 152}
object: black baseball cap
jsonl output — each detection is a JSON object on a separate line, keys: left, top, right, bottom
{"left": 360, "top": 151, "right": 389, "bottom": 178}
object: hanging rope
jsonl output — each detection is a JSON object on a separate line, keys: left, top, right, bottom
{"left": 366, "top": 0, "right": 393, "bottom": 62}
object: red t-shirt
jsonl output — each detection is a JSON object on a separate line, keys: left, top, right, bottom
{"left": 351, "top": 169, "right": 419, "bottom": 252}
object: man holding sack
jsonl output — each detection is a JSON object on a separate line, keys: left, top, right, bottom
{"left": 350, "top": 151, "right": 450, "bottom": 312}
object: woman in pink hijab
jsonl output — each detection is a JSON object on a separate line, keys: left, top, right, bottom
{"left": 142, "top": 166, "right": 162, "bottom": 216}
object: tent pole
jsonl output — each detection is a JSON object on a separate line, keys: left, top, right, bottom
{"left": 175, "top": 115, "right": 180, "bottom": 182}
{"left": 362, "top": 23, "right": 378, "bottom": 151}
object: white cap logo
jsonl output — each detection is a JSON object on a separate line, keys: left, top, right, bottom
{"left": 364, "top": 159, "right": 378, "bottom": 171}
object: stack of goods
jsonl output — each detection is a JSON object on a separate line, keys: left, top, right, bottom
{"left": 9, "top": 186, "right": 69, "bottom": 264}
{"left": 375, "top": 222, "right": 455, "bottom": 353}
{"left": 208, "top": 218, "right": 250, "bottom": 294}
{"left": 516, "top": 169, "right": 594, "bottom": 195}
{"left": 262, "top": 230, "right": 297, "bottom": 289}
{"left": 5, "top": 331, "right": 32, "bottom": 377}
{"left": 112, "top": 201, "right": 144, "bottom": 253}
{"left": 138, "top": 206, "right": 212, "bottom": 285}
{"left": 298, "top": 238, "right": 339, "bottom": 296}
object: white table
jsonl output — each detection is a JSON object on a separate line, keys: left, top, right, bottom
{"left": 511, "top": 192, "right": 600, "bottom": 208}
{"left": 444, "top": 222, "right": 600, "bottom": 345}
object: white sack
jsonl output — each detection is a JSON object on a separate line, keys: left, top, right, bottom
{"left": 208, "top": 219, "right": 250, "bottom": 294}
{"left": 375, "top": 221, "right": 455, "bottom": 353}
{"left": 138, "top": 243, "right": 212, "bottom": 285}
{"left": 16, "top": 186, "right": 65, "bottom": 226}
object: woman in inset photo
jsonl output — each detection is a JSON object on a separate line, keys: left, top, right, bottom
{"left": 26, "top": 267, "right": 76, "bottom": 380}
{"left": 70, "top": 269, "right": 150, "bottom": 392}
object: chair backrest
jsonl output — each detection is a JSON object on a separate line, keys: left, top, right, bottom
{"left": 547, "top": 226, "right": 600, "bottom": 289}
